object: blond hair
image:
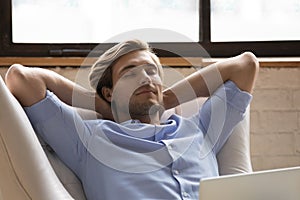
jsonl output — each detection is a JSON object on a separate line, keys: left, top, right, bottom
{"left": 89, "top": 39, "right": 163, "bottom": 100}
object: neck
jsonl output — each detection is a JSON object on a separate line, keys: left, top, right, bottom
{"left": 132, "top": 113, "right": 161, "bottom": 125}
{"left": 114, "top": 111, "right": 161, "bottom": 125}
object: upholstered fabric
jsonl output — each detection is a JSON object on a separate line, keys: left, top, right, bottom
{"left": 0, "top": 76, "right": 74, "bottom": 200}
{"left": 0, "top": 75, "right": 252, "bottom": 199}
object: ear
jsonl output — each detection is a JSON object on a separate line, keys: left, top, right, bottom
{"left": 101, "top": 87, "right": 113, "bottom": 103}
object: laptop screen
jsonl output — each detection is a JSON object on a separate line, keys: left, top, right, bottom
{"left": 199, "top": 166, "right": 300, "bottom": 200}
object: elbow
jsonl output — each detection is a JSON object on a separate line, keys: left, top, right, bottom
{"left": 5, "top": 64, "right": 47, "bottom": 106}
{"left": 232, "top": 52, "right": 259, "bottom": 93}
{"left": 5, "top": 64, "right": 26, "bottom": 94}
{"left": 240, "top": 52, "right": 260, "bottom": 76}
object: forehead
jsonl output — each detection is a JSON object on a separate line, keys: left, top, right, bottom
{"left": 112, "top": 50, "right": 157, "bottom": 74}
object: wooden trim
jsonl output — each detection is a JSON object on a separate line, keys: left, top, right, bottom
{"left": 0, "top": 57, "right": 96, "bottom": 67}
{"left": 202, "top": 57, "right": 300, "bottom": 68}
{"left": 1, "top": 57, "right": 300, "bottom": 68}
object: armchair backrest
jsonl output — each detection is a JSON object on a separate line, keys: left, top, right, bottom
{"left": 0, "top": 76, "right": 74, "bottom": 200}
{"left": 0, "top": 75, "right": 252, "bottom": 200}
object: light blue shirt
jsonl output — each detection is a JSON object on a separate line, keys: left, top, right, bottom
{"left": 25, "top": 81, "right": 252, "bottom": 200}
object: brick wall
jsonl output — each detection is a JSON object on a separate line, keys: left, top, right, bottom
{"left": 250, "top": 67, "right": 300, "bottom": 171}
{"left": 1, "top": 65, "right": 300, "bottom": 171}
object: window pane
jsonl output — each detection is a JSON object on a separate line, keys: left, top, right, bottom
{"left": 12, "top": 0, "right": 199, "bottom": 43}
{"left": 211, "top": 0, "right": 300, "bottom": 42}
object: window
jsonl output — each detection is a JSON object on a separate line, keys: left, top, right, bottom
{"left": 12, "top": 0, "right": 199, "bottom": 43}
{"left": 211, "top": 0, "right": 300, "bottom": 42}
{"left": 1, "top": 0, "right": 300, "bottom": 57}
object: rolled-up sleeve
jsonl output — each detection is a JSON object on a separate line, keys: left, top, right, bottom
{"left": 195, "top": 81, "right": 252, "bottom": 154}
{"left": 24, "top": 90, "right": 88, "bottom": 178}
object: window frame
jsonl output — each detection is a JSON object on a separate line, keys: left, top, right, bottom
{"left": 0, "top": 0, "right": 300, "bottom": 58}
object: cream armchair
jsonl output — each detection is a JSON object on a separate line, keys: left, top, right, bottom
{"left": 0, "top": 75, "right": 252, "bottom": 200}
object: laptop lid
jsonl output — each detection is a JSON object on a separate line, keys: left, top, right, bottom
{"left": 199, "top": 166, "right": 300, "bottom": 200}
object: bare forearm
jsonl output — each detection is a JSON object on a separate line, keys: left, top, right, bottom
{"left": 6, "top": 64, "right": 80, "bottom": 106}
{"left": 42, "top": 70, "right": 111, "bottom": 117}
{"left": 163, "top": 52, "right": 259, "bottom": 109}
{"left": 5, "top": 64, "right": 110, "bottom": 117}
{"left": 40, "top": 68, "right": 95, "bottom": 109}
{"left": 162, "top": 64, "right": 222, "bottom": 110}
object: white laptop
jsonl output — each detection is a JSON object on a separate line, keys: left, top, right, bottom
{"left": 199, "top": 166, "right": 300, "bottom": 200}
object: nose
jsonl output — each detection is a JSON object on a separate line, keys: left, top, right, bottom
{"left": 139, "top": 69, "right": 152, "bottom": 85}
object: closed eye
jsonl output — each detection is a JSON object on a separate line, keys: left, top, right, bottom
{"left": 119, "top": 63, "right": 158, "bottom": 78}
{"left": 144, "top": 64, "right": 158, "bottom": 75}
{"left": 122, "top": 71, "right": 136, "bottom": 78}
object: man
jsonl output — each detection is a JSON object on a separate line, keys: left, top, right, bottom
{"left": 6, "top": 39, "right": 258, "bottom": 199}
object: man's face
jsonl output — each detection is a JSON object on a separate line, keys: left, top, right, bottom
{"left": 107, "top": 50, "right": 163, "bottom": 120}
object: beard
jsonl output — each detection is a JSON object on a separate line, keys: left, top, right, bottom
{"left": 110, "top": 91, "right": 165, "bottom": 123}
{"left": 129, "top": 100, "right": 164, "bottom": 118}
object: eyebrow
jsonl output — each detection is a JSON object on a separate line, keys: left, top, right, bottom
{"left": 119, "top": 65, "right": 137, "bottom": 76}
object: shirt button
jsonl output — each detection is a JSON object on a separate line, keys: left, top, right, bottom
{"left": 182, "top": 191, "right": 190, "bottom": 198}
{"left": 173, "top": 169, "right": 179, "bottom": 175}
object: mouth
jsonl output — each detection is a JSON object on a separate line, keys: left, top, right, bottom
{"left": 134, "top": 86, "right": 157, "bottom": 96}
